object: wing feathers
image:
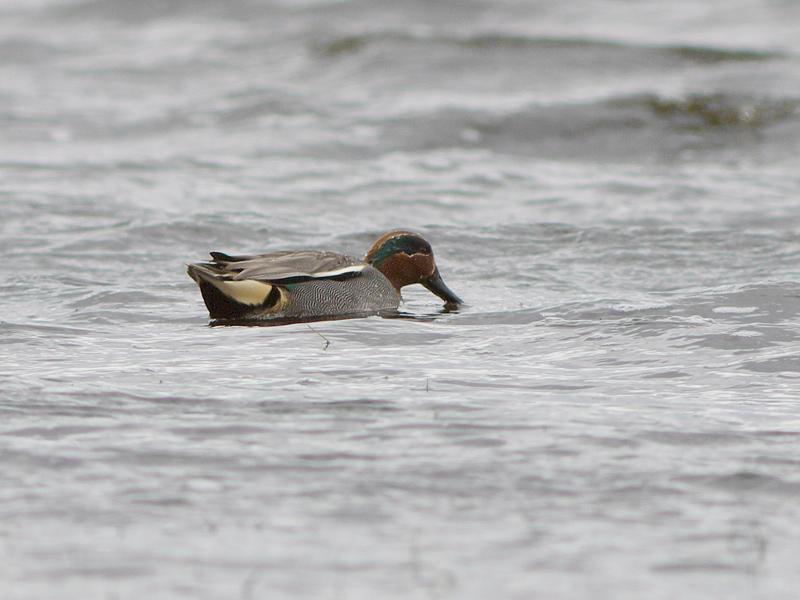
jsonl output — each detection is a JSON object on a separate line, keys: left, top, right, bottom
{"left": 204, "top": 250, "right": 364, "bottom": 283}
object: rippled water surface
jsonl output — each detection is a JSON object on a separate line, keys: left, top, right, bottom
{"left": 2, "top": 1, "right": 800, "bottom": 598}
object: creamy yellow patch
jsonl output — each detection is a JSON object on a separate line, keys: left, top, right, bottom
{"left": 212, "top": 279, "right": 274, "bottom": 306}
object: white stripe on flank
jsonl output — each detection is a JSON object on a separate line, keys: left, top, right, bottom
{"left": 213, "top": 279, "right": 273, "bottom": 306}
{"left": 310, "top": 265, "right": 366, "bottom": 278}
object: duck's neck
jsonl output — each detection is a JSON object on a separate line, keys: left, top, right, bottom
{"left": 369, "top": 255, "right": 408, "bottom": 290}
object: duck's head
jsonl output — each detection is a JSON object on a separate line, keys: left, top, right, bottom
{"left": 365, "top": 230, "right": 462, "bottom": 307}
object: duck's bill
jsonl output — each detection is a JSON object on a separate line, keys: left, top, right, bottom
{"left": 422, "top": 268, "right": 463, "bottom": 306}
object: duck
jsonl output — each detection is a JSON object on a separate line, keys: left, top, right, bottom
{"left": 187, "top": 230, "right": 462, "bottom": 321}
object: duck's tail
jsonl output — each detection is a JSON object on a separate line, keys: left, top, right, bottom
{"left": 187, "top": 263, "right": 283, "bottom": 320}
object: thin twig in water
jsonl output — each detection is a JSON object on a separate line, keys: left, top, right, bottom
{"left": 306, "top": 323, "right": 330, "bottom": 350}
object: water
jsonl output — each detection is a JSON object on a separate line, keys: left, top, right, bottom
{"left": 2, "top": 0, "right": 800, "bottom": 598}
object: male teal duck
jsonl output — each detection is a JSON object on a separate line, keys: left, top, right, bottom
{"left": 187, "top": 230, "right": 462, "bottom": 321}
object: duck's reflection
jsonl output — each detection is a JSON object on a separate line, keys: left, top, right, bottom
{"left": 209, "top": 305, "right": 461, "bottom": 327}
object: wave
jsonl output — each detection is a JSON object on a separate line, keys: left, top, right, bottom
{"left": 357, "top": 92, "right": 800, "bottom": 162}
{"left": 317, "top": 31, "right": 782, "bottom": 64}
{"left": 626, "top": 94, "right": 799, "bottom": 128}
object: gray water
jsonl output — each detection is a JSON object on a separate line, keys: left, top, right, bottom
{"left": 2, "top": 1, "right": 800, "bottom": 598}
